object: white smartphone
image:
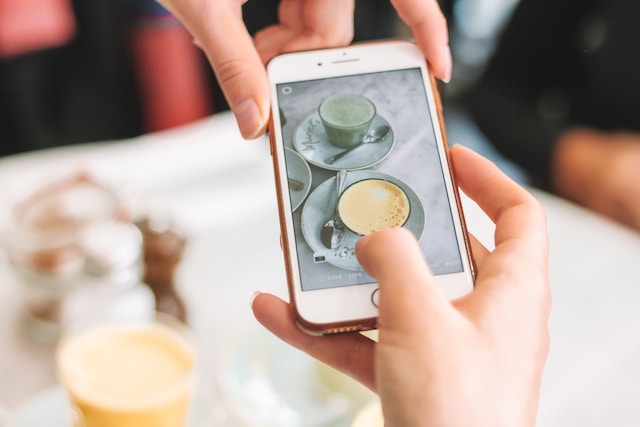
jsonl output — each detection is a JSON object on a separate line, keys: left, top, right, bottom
{"left": 267, "top": 40, "right": 475, "bottom": 335}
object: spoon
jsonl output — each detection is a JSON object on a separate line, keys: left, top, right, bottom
{"left": 320, "top": 170, "right": 348, "bottom": 249}
{"left": 324, "top": 125, "right": 391, "bottom": 165}
{"left": 288, "top": 177, "right": 304, "bottom": 191}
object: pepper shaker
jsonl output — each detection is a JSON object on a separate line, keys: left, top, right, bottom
{"left": 135, "top": 210, "right": 188, "bottom": 323}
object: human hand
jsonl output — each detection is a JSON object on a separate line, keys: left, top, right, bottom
{"left": 390, "top": 0, "right": 452, "bottom": 83}
{"left": 155, "top": 0, "right": 452, "bottom": 140}
{"left": 156, "top": 0, "right": 354, "bottom": 139}
{"left": 553, "top": 128, "right": 640, "bottom": 230}
{"left": 252, "top": 145, "right": 551, "bottom": 427}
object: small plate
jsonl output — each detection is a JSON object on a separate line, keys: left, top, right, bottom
{"left": 293, "top": 113, "right": 394, "bottom": 171}
{"left": 285, "top": 147, "right": 312, "bottom": 212}
{"left": 301, "top": 171, "right": 425, "bottom": 271}
{"left": 216, "top": 326, "right": 375, "bottom": 427}
{"left": 7, "top": 385, "right": 215, "bottom": 427}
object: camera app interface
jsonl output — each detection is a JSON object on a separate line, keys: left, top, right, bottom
{"left": 277, "top": 68, "right": 463, "bottom": 291}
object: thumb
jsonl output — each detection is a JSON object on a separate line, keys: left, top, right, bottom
{"left": 160, "top": 0, "right": 270, "bottom": 139}
{"left": 356, "top": 228, "right": 449, "bottom": 332}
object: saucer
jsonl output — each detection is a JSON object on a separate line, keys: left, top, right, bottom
{"left": 215, "top": 326, "right": 375, "bottom": 427}
{"left": 285, "top": 147, "right": 312, "bottom": 212}
{"left": 300, "top": 171, "right": 425, "bottom": 271}
{"left": 7, "top": 385, "right": 215, "bottom": 427}
{"left": 293, "top": 113, "right": 394, "bottom": 171}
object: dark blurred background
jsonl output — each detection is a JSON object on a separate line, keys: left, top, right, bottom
{"left": 0, "top": 0, "right": 518, "bottom": 157}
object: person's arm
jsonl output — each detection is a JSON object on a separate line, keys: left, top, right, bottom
{"left": 468, "top": 0, "right": 640, "bottom": 229}
{"left": 253, "top": 144, "right": 551, "bottom": 427}
{"left": 553, "top": 128, "right": 640, "bottom": 230}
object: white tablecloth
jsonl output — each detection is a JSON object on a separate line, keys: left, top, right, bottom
{"left": 1, "top": 112, "right": 639, "bottom": 426}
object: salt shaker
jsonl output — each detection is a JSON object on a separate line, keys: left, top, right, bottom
{"left": 66, "top": 220, "right": 155, "bottom": 325}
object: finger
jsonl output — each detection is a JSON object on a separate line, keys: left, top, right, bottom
{"left": 450, "top": 145, "right": 549, "bottom": 305}
{"left": 254, "top": 0, "right": 354, "bottom": 62}
{"left": 355, "top": 228, "right": 451, "bottom": 335}
{"left": 277, "top": 0, "right": 354, "bottom": 50}
{"left": 159, "top": 0, "right": 269, "bottom": 139}
{"left": 468, "top": 233, "right": 489, "bottom": 268}
{"left": 390, "top": 0, "right": 452, "bottom": 82}
{"left": 251, "top": 292, "right": 377, "bottom": 390}
{"left": 451, "top": 145, "right": 547, "bottom": 253}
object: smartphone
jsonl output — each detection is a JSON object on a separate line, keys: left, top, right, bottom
{"left": 267, "top": 39, "right": 475, "bottom": 335}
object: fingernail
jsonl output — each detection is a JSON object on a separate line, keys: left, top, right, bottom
{"left": 192, "top": 37, "right": 203, "bottom": 50}
{"left": 441, "top": 45, "right": 453, "bottom": 84}
{"left": 355, "top": 234, "right": 372, "bottom": 258}
{"left": 355, "top": 236, "right": 373, "bottom": 273}
{"left": 233, "top": 98, "right": 262, "bottom": 139}
{"left": 250, "top": 291, "right": 262, "bottom": 308}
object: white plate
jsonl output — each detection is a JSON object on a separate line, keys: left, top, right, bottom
{"left": 7, "top": 385, "right": 216, "bottom": 427}
{"left": 216, "top": 326, "right": 375, "bottom": 427}
{"left": 300, "top": 171, "right": 425, "bottom": 271}
{"left": 285, "top": 147, "right": 312, "bottom": 212}
{"left": 293, "top": 113, "right": 394, "bottom": 171}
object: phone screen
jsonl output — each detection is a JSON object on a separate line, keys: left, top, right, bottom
{"left": 276, "top": 67, "right": 463, "bottom": 292}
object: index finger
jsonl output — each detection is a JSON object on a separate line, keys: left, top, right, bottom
{"left": 158, "top": 0, "right": 270, "bottom": 139}
{"left": 390, "top": 0, "right": 452, "bottom": 82}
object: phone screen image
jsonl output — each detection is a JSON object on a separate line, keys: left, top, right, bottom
{"left": 276, "top": 67, "right": 463, "bottom": 292}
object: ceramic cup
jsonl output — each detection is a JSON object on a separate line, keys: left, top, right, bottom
{"left": 56, "top": 313, "right": 196, "bottom": 427}
{"left": 338, "top": 179, "right": 410, "bottom": 236}
{"left": 318, "top": 94, "right": 376, "bottom": 148}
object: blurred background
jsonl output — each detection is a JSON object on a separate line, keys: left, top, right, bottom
{"left": 0, "top": 0, "right": 520, "bottom": 164}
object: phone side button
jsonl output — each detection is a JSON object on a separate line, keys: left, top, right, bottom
{"left": 371, "top": 288, "right": 380, "bottom": 308}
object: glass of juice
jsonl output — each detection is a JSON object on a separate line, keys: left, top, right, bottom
{"left": 56, "top": 313, "right": 196, "bottom": 427}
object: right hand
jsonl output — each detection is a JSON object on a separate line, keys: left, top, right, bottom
{"left": 156, "top": 0, "right": 452, "bottom": 139}
{"left": 253, "top": 145, "right": 551, "bottom": 427}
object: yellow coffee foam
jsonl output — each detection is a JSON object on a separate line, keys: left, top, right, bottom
{"left": 57, "top": 324, "right": 195, "bottom": 410}
{"left": 338, "top": 179, "right": 410, "bottom": 235}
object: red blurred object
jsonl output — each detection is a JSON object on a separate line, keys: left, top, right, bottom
{"left": 0, "top": 0, "right": 76, "bottom": 58}
{"left": 129, "top": 18, "right": 214, "bottom": 133}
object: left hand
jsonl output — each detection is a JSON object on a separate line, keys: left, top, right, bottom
{"left": 156, "top": 0, "right": 354, "bottom": 139}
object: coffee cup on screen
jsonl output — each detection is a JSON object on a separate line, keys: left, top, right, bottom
{"left": 56, "top": 313, "right": 196, "bottom": 427}
{"left": 338, "top": 179, "right": 410, "bottom": 236}
{"left": 318, "top": 94, "right": 376, "bottom": 148}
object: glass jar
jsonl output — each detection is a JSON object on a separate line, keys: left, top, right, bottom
{"left": 3, "top": 174, "right": 143, "bottom": 343}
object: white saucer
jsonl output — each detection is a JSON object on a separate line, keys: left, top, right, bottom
{"left": 215, "top": 326, "right": 375, "bottom": 427}
{"left": 285, "top": 147, "right": 312, "bottom": 212}
{"left": 7, "top": 385, "right": 216, "bottom": 427}
{"left": 293, "top": 113, "right": 394, "bottom": 171}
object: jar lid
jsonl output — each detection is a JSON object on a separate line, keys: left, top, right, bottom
{"left": 6, "top": 173, "right": 128, "bottom": 273}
